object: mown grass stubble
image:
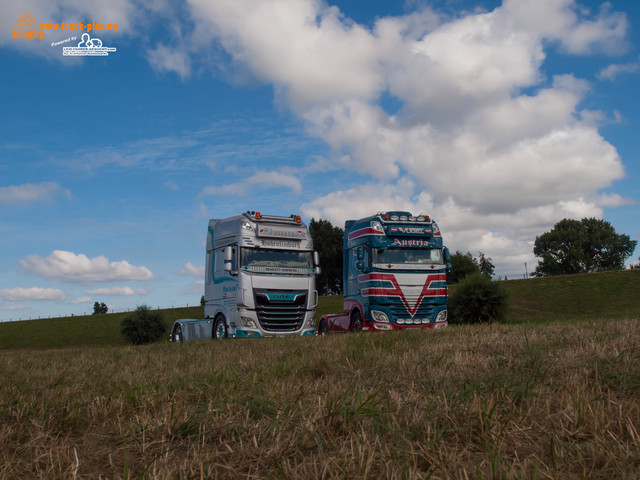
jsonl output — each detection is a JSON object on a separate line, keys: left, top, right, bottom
{"left": 1, "top": 318, "right": 639, "bottom": 479}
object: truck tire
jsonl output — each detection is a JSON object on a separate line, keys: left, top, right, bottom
{"left": 213, "top": 315, "right": 228, "bottom": 340}
{"left": 318, "top": 319, "right": 328, "bottom": 335}
{"left": 172, "top": 324, "right": 183, "bottom": 343}
{"left": 350, "top": 311, "right": 362, "bottom": 333}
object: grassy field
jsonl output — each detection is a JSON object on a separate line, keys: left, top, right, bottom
{"left": 0, "top": 307, "right": 204, "bottom": 350}
{"left": 1, "top": 270, "right": 639, "bottom": 478}
{"left": 2, "top": 318, "right": 639, "bottom": 478}
{"left": 502, "top": 269, "right": 640, "bottom": 323}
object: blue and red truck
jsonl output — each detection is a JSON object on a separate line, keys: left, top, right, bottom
{"left": 318, "top": 211, "right": 451, "bottom": 333}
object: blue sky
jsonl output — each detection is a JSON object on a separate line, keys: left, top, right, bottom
{"left": 1, "top": 0, "right": 639, "bottom": 321}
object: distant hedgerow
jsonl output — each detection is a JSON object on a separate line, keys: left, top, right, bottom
{"left": 449, "top": 272, "right": 508, "bottom": 324}
{"left": 120, "top": 305, "right": 167, "bottom": 345}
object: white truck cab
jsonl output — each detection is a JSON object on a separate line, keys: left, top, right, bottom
{"left": 172, "top": 212, "right": 319, "bottom": 341}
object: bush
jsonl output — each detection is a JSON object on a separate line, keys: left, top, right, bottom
{"left": 448, "top": 273, "right": 508, "bottom": 324}
{"left": 120, "top": 305, "right": 167, "bottom": 345}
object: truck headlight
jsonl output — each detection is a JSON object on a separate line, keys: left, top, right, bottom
{"left": 436, "top": 310, "right": 447, "bottom": 322}
{"left": 371, "top": 310, "right": 389, "bottom": 323}
{"left": 306, "top": 315, "right": 316, "bottom": 328}
{"left": 241, "top": 316, "right": 257, "bottom": 328}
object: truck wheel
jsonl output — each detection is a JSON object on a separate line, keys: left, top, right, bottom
{"left": 350, "top": 311, "right": 362, "bottom": 333}
{"left": 318, "top": 319, "right": 328, "bottom": 335}
{"left": 213, "top": 315, "right": 227, "bottom": 340}
{"left": 172, "top": 324, "right": 183, "bottom": 343}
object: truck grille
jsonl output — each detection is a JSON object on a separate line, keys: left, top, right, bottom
{"left": 254, "top": 290, "right": 307, "bottom": 332}
{"left": 388, "top": 299, "right": 435, "bottom": 319}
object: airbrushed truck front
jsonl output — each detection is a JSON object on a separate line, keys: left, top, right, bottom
{"left": 171, "top": 212, "right": 319, "bottom": 341}
{"left": 318, "top": 211, "right": 451, "bottom": 333}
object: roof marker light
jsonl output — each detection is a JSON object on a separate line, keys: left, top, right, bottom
{"left": 255, "top": 212, "right": 261, "bottom": 219}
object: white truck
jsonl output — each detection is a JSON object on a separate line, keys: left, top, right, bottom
{"left": 171, "top": 212, "right": 319, "bottom": 341}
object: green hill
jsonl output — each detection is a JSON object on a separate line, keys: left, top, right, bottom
{"left": 0, "top": 306, "right": 204, "bottom": 350}
{"left": 502, "top": 269, "right": 640, "bottom": 322}
{"left": 1, "top": 269, "right": 638, "bottom": 350}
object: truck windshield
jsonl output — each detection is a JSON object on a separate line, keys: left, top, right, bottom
{"left": 240, "top": 248, "right": 313, "bottom": 274}
{"left": 373, "top": 248, "right": 443, "bottom": 265}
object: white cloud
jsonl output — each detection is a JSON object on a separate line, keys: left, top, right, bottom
{"left": 70, "top": 296, "right": 92, "bottom": 305}
{"left": 178, "top": 262, "right": 205, "bottom": 277}
{"left": 0, "top": 182, "right": 72, "bottom": 206}
{"left": 20, "top": 250, "right": 154, "bottom": 284}
{"left": 302, "top": 177, "right": 433, "bottom": 224}
{"left": 189, "top": 0, "right": 630, "bottom": 275}
{"left": 188, "top": 0, "right": 390, "bottom": 108}
{"left": 200, "top": 170, "right": 302, "bottom": 196}
{"left": 594, "top": 193, "right": 636, "bottom": 208}
{"left": 147, "top": 44, "right": 192, "bottom": 79}
{"left": 165, "top": 180, "right": 179, "bottom": 191}
{"left": 84, "top": 286, "right": 150, "bottom": 296}
{"left": 3, "top": 304, "right": 30, "bottom": 311}
{"left": 177, "top": 280, "right": 205, "bottom": 296}
{"left": 0, "top": 287, "right": 67, "bottom": 301}
{"left": 597, "top": 57, "right": 640, "bottom": 81}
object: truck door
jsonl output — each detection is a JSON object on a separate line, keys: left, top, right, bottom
{"left": 213, "top": 245, "right": 237, "bottom": 302}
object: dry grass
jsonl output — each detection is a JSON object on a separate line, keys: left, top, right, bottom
{"left": 2, "top": 318, "right": 640, "bottom": 479}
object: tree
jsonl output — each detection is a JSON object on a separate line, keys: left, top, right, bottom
{"left": 448, "top": 272, "right": 508, "bottom": 324}
{"left": 477, "top": 252, "right": 495, "bottom": 278}
{"left": 533, "top": 218, "right": 637, "bottom": 276}
{"left": 120, "top": 305, "right": 167, "bottom": 345}
{"left": 92, "top": 301, "right": 108, "bottom": 315}
{"left": 447, "top": 251, "right": 495, "bottom": 284}
{"left": 309, "top": 218, "right": 344, "bottom": 295}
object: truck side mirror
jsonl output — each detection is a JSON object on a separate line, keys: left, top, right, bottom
{"left": 444, "top": 247, "right": 452, "bottom": 272}
{"left": 313, "top": 251, "right": 321, "bottom": 274}
{"left": 224, "top": 246, "right": 233, "bottom": 272}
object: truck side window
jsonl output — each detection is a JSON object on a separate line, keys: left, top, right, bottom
{"left": 205, "top": 251, "right": 212, "bottom": 284}
{"left": 215, "top": 248, "right": 224, "bottom": 273}
{"left": 230, "top": 247, "right": 237, "bottom": 271}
